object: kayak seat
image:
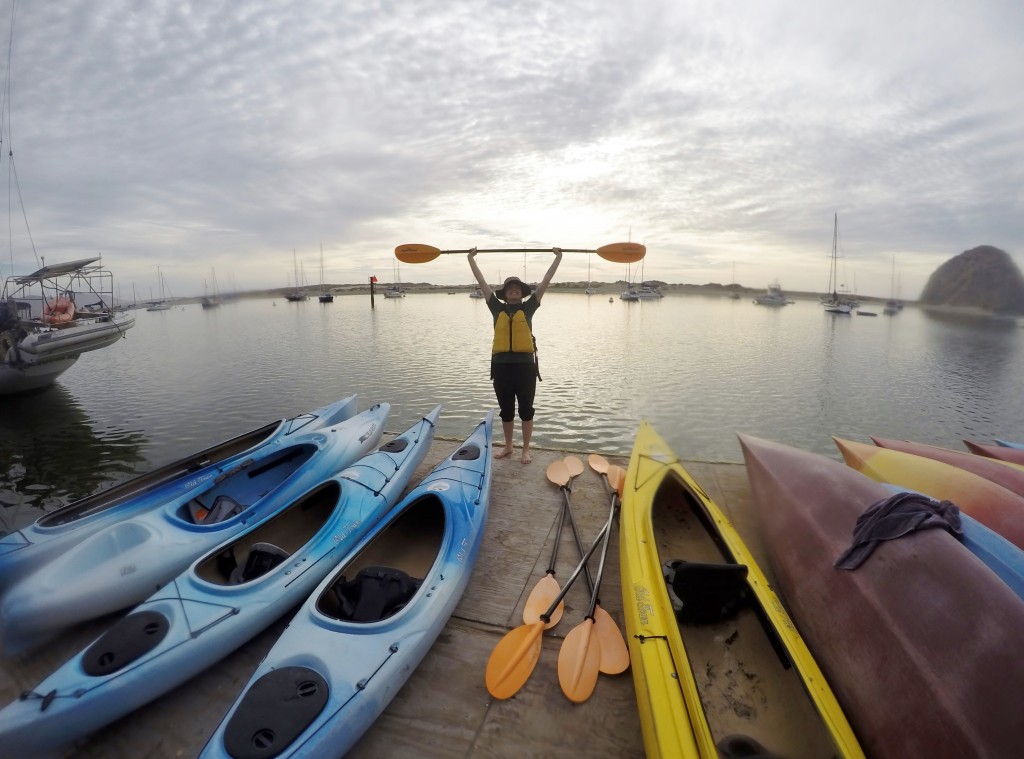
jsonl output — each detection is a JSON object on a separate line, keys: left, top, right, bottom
{"left": 219, "top": 540, "right": 288, "bottom": 581}
{"left": 717, "top": 734, "right": 784, "bottom": 759}
{"left": 664, "top": 559, "right": 749, "bottom": 624}
{"left": 186, "top": 494, "right": 246, "bottom": 524}
{"left": 330, "top": 566, "right": 421, "bottom": 622}
{"left": 227, "top": 542, "right": 290, "bottom": 584}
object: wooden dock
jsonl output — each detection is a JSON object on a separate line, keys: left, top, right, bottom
{"left": 0, "top": 437, "right": 761, "bottom": 758}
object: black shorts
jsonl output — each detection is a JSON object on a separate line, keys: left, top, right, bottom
{"left": 491, "top": 361, "right": 537, "bottom": 423}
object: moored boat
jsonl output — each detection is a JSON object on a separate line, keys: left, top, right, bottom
{"left": 0, "top": 395, "right": 358, "bottom": 595}
{"left": 198, "top": 411, "right": 493, "bottom": 759}
{"left": 619, "top": 422, "right": 862, "bottom": 759}
{"left": 1, "top": 257, "right": 136, "bottom": 395}
{"left": 0, "top": 404, "right": 390, "bottom": 653}
{"left": 834, "top": 436, "right": 1024, "bottom": 550}
{"left": 0, "top": 407, "right": 441, "bottom": 756}
{"left": 739, "top": 434, "right": 1024, "bottom": 759}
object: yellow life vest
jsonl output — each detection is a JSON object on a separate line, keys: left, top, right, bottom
{"left": 492, "top": 308, "right": 534, "bottom": 354}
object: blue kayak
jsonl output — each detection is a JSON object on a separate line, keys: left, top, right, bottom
{"left": 198, "top": 411, "right": 493, "bottom": 759}
{"left": 882, "top": 484, "right": 1024, "bottom": 600}
{"left": 995, "top": 439, "right": 1024, "bottom": 450}
{"left": 0, "top": 394, "right": 357, "bottom": 596}
{"left": 0, "top": 407, "right": 441, "bottom": 756}
{"left": 0, "top": 403, "right": 389, "bottom": 653}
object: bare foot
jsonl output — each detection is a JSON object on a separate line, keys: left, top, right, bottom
{"left": 495, "top": 446, "right": 512, "bottom": 459}
{"left": 520, "top": 450, "right": 532, "bottom": 464}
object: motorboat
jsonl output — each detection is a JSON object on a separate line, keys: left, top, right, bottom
{"left": 1, "top": 257, "right": 136, "bottom": 396}
{"left": 753, "top": 281, "right": 790, "bottom": 306}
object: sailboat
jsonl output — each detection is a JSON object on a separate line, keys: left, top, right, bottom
{"left": 384, "top": 258, "right": 405, "bottom": 298}
{"left": 821, "top": 213, "right": 852, "bottom": 314}
{"left": 883, "top": 255, "right": 900, "bottom": 315}
{"left": 729, "top": 261, "right": 741, "bottom": 299}
{"left": 146, "top": 266, "right": 172, "bottom": 311}
{"left": 318, "top": 243, "right": 333, "bottom": 303}
{"left": 285, "top": 250, "right": 307, "bottom": 301}
{"left": 585, "top": 253, "right": 596, "bottom": 295}
{"left": 201, "top": 268, "right": 221, "bottom": 309}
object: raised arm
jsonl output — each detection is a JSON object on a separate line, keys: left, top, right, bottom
{"left": 532, "top": 248, "right": 563, "bottom": 301}
{"left": 467, "top": 248, "right": 494, "bottom": 300}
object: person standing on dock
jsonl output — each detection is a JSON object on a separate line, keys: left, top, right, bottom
{"left": 468, "top": 247, "right": 563, "bottom": 464}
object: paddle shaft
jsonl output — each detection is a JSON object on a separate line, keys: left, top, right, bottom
{"left": 539, "top": 514, "right": 611, "bottom": 623}
{"left": 547, "top": 490, "right": 568, "bottom": 573}
{"left": 583, "top": 492, "right": 619, "bottom": 620}
{"left": 559, "top": 486, "right": 596, "bottom": 595}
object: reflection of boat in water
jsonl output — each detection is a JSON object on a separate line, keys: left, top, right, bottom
{"left": 1, "top": 257, "right": 136, "bottom": 396}
{"left": 0, "top": 384, "right": 147, "bottom": 533}
{"left": 752, "top": 281, "right": 790, "bottom": 306}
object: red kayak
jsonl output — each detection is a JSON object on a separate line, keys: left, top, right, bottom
{"left": 739, "top": 434, "right": 1024, "bottom": 759}
{"left": 964, "top": 439, "right": 1024, "bottom": 466}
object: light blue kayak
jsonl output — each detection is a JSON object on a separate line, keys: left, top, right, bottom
{"left": 0, "top": 403, "right": 390, "bottom": 654}
{"left": 0, "top": 395, "right": 358, "bottom": 596}
{"left": 882, "top": 484, "right": 1024, "bottom": 600}
{"left": 0, "top": 406, "right": 441, "bottom": 756}
{"left": 199, "top": 411, "right": 493, "bottom": 759}
{"left": 995, "top": 439, "right": 1024, "bottom": 450}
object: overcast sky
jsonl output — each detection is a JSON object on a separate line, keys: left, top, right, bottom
{"left": 1, "top": 0, "right": 1021, "bottom": 300}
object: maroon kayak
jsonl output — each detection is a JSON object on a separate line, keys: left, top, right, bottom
{"left": 964, "top": 438, "right": 1024, "bottom": 466}
{"left": 739, "top": 434, "right": 1024, "bottom": 759}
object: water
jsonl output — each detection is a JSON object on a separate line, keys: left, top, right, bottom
{"left": 3, "top": 291, "right": 1024, "bottom": 529}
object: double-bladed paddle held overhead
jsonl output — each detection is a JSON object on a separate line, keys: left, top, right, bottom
{"left": 545, "top": 458, "right": 629, "bottom": 680}
{"left": 394, "top": 242, "right": 647, "bottom": 265}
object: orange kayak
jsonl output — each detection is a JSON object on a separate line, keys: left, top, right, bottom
{"left": 834, "top": 436, "right": 1024, "bottom": 550}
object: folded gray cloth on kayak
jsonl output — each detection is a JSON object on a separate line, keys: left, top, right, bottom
{"left": 835, "top": 491, "right": 963, "bottom": 570}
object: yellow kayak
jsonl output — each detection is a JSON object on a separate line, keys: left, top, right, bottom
{"left": 619, "top": 422, "right": 863, "bottom": 759}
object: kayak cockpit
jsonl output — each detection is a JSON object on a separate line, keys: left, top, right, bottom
{"left": 316, "top": 494, "right": 446, "bottom": 623}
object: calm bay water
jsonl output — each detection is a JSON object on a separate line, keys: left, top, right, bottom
{"left": 3, "top": 290, "right": 1024, "bottom": 529}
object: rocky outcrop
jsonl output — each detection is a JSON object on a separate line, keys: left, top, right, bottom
{"left": 920, "top": 246, "right": 1024, "bottom": 314}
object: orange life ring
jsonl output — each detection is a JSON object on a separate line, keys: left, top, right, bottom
{"left": 42, "top": 296, "right": 76, "bottom": 324}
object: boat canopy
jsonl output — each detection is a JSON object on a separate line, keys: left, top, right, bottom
{"left": 12, "top": 257, "right": 102, "bottom": 283}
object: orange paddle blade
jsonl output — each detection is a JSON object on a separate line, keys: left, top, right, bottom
{"left": 606, "top": 465, "right": 625, "bottom": 494}
{"left": 563, "top": 455, "right": 584, "bottom": 478}
{"left": 394, "top": 243, "right": 442, "bottom": 264}
{"left": 558, "top": 619, "right": 602, "bottom": 703}
{"left": 596, "top": 242, "right": 646, "bottom": 264}
{"left": 523, "top": 574, "right": 563, "bottom": 629}
{"left": 545, "top": 460, "right": 571, "bottom": 488}
{"left": 588, "top": 453, "right": 610, "bottom": 474}
{"left": 486, "top": 622, "right": 545, "bottom": 699}
{"left": 594, "top": 605, "right": 630, "bottom": 674}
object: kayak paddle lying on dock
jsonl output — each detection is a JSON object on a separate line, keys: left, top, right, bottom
{"left": 0, "top": 406, "right": 441, "bottom": 756}
{"left": 198, "top": 411, "right": 492, "bottom": 759}
{"left": 0, "top": 394, "right": 358, "bottom": 595}
{"left": 0, "top": 403, "right": 390, "bottom": 653}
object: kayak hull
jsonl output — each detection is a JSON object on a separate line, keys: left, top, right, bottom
{"left": 871, "top": 435, "right": 1024, "bottom": 492}
{"left": 0, "top": 395, "right": 358, "bottom": 594}
{"left": 198, "top": 412, "right": 493, "bottom": 759}
{"left": 740, "top": 434, "right": 1024, "bottom": 759}
{"left": 963, "top": 438, "right": 1024, "bottom": 465}
{"left": 0, "top": 404, "right": 389, "bottom": 652}
{"left": 0, "top": 407, "right": 439, "bottom": 755}
{"left": 834, "top": 436, "right": 1024, "bottom": 549}
{"left": 619, "top": 422, "right": 862, "bottom": 759}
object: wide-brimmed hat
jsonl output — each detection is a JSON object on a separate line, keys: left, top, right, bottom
{"left": 495, "top": 276, "right": 531, "bottom": 300}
